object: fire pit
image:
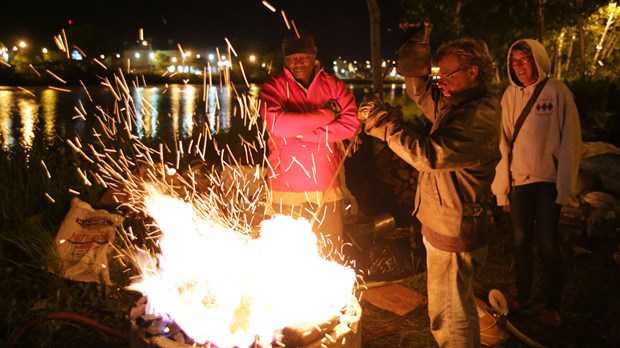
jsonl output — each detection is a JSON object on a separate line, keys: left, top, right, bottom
{"left": 122, "top": 192, "right": 362, "bottom": 348}
{"left": 130, "top": 295, "right": 362, "bottom": 348}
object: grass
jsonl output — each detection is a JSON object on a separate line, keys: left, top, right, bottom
{"left": 0, "top": 142, "right": 139, "bottom": 347}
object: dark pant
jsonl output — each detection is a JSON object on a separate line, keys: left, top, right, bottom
{"left": 511, "top": 182, "right": 564, "bottom": 310}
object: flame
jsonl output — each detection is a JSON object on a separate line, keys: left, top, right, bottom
{"left": 128, "top": 188, "right": 357, "bottom": 347}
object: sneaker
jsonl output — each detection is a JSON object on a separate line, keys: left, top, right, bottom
{"left": 538, "top": 309, "right": 562, "bottom": 328}
{"left": 508, "top": 298, "right": 533, "bottom": 312}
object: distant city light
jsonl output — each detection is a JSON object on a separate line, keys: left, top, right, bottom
{"left": 134, "top": 52, "right": 141, "bottom": 59}
{"left": 217, "top": 59, "right": 231, "bottom": 68}
{"left": 249, "top": 55, "right": 256, "bottom": 62}
{"left": 70, "top": 50, "right": 83, "bottom": 60}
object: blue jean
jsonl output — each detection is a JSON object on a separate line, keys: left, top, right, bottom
{"left": 424, "top": 233, "right": 488, "bottom": 347}
{"left": 511, "top": 182, "right": 564, "bottom": 310}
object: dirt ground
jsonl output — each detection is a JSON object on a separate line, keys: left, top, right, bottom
{"left": 354, "top": 209, "right": 620, "bottom": 348}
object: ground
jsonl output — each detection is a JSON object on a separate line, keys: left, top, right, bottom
{"left": 356, "top": 208, "right": 620, "bottom": 348}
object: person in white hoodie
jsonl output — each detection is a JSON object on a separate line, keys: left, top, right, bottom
{"left": 492, "top": 39, "right": 582, "bottom": 328}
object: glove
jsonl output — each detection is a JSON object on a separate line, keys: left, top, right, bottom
{"left": 357, "top": 93, "right": 383, "bottom": 121}
{"left": 323, "top": 99, "right": 342, "bottom": 120}
{"left": 396, "top": 21, "right": 432, "bottom": 77}
{"left": 364, "top": 103, "right": 403, "bottom": 142}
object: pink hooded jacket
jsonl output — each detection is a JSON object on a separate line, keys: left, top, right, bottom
{"left": 259, "top": 64, "right": 359, "bottom": 193}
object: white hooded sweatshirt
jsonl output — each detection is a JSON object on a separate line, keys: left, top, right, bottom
{"left": 492, "top": 39, "right": 582, "bottom": 206}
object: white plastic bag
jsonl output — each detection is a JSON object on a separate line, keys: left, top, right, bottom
{"left": 54, "top": 197, "right": 123, "bottom": 284}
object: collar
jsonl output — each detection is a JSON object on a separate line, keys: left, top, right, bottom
{"left": 443, "top": 84, "right": 486, "bottom": 106}
{"left": 284, "top": 61, "right": 323, "bottom": 91}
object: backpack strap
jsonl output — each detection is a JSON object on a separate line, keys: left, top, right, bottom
{"left": 512, "top": 77, "right": 549, "bottom": 146}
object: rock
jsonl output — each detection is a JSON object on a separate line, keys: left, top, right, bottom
{"left": 582, "top": 191, "right": 616, "bottom": 209}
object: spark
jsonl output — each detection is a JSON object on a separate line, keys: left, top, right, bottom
{"left": 45, "top": 193, "right": 55, "bottom": 203}
{"left": 73, "top": 105, "right": 86, "bottom": 121}
{"left": 262, "top": 0, "right": 276, "bottom": 12}
{"left": 224, "top": 38, "right": 238, "bottom": 57}
{"left": 281, "top": 10, "right": 290, "bottom": 29}
{"left": 29, "top": 64, "right": 41, "bottom": 77}
{"left": 55, "top": 46, "right": 359, "bottom": 347}
{"left": 61, "top": 29, "right": 70, "bottom": 58}
{"left": 17, "top": 86, "right": 35, "bottom": 97}
{"left": 53, "top": 34, "right": 66, "bottom": 52}
{"left": 238, "top": 61, "right": 250, "bottom": 87}
{"left": 48, "top": 86, "right": 72, "bottom": 93}
{"left": 93, "top": 58, "right": 108, "bottom": 70}
{"left": 79, "top": 81, "right": 93, "bottom": 102}
{"left": 40, "top": 160, "right": 51, "bottom": 179}
{"left": 72, "top": 45, "right": 87, "bottom": 57}
{"left": 46, "top": 69, "right": 67, "bottom": 84}
{"left": 292, "top": 20, "right": 300, "bottom": 38}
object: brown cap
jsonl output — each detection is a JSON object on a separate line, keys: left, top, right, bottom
{"left": 282, "top": 30, "right": 316, "bottom": 56}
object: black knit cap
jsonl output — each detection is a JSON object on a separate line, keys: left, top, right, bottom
{"left": 282, "top": 29, "right": 316, "bottom": 56}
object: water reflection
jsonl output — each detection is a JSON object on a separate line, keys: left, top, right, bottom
{"left": 41, "top": 90, "right": 58, "bottom": 145}
{"left": 18, "top": 98, "right": 36, "bottom": 148}
{"left": 132, "top": 86, "right": 160, "bottom": 138}
{"left": 0, "top": 83, "right": 405, "bottom": 151}
{"left": 0, "top": 89, "right": 14, "bottom": 150}
{"left": 207, "top": 85, "right": 232, "bottom": 134}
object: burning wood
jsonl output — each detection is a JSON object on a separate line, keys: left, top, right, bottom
{"left": 131, "top": 294, "right": 362, "bottom": 348}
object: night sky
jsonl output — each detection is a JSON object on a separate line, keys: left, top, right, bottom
{"left": 1, "top": 0, "right": 405, "bottom": 60}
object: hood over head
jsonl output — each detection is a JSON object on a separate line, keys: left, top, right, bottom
{"left": 507, "top": 39, "right": 550, "bottom": 87}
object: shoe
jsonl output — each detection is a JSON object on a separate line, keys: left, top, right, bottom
{"left": 538, "top": 309, "right": 562, "bottom": 328}
{"left": 508, "top": 298, "right": 532, "bottom": 312}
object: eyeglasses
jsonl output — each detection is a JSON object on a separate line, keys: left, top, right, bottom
{"left": 437, "top": 66, "right": 468, "bottom": 81}
{"left": 511, "top": 56, "right": 533, "bottom": 67}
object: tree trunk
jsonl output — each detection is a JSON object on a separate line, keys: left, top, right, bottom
{"left": 538, "top": 0, "right": 546, "bottom": 43}
{"left": 578, "top": 14, "right": 586, "bottom": 78}
{"left": 367, "top": 0, "right": 383, "bottom": 99}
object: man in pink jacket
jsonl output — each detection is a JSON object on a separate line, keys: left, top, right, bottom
{"left": 259, "top": 29, "right": 359, "bottom": 258}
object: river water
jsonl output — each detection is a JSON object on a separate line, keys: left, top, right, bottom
{"left": 0, "top": 83, "right": 406, "bottom": 151}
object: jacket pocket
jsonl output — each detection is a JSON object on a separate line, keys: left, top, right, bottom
{"left": 460, "top": 203, "right": 490, "bottom": 242}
